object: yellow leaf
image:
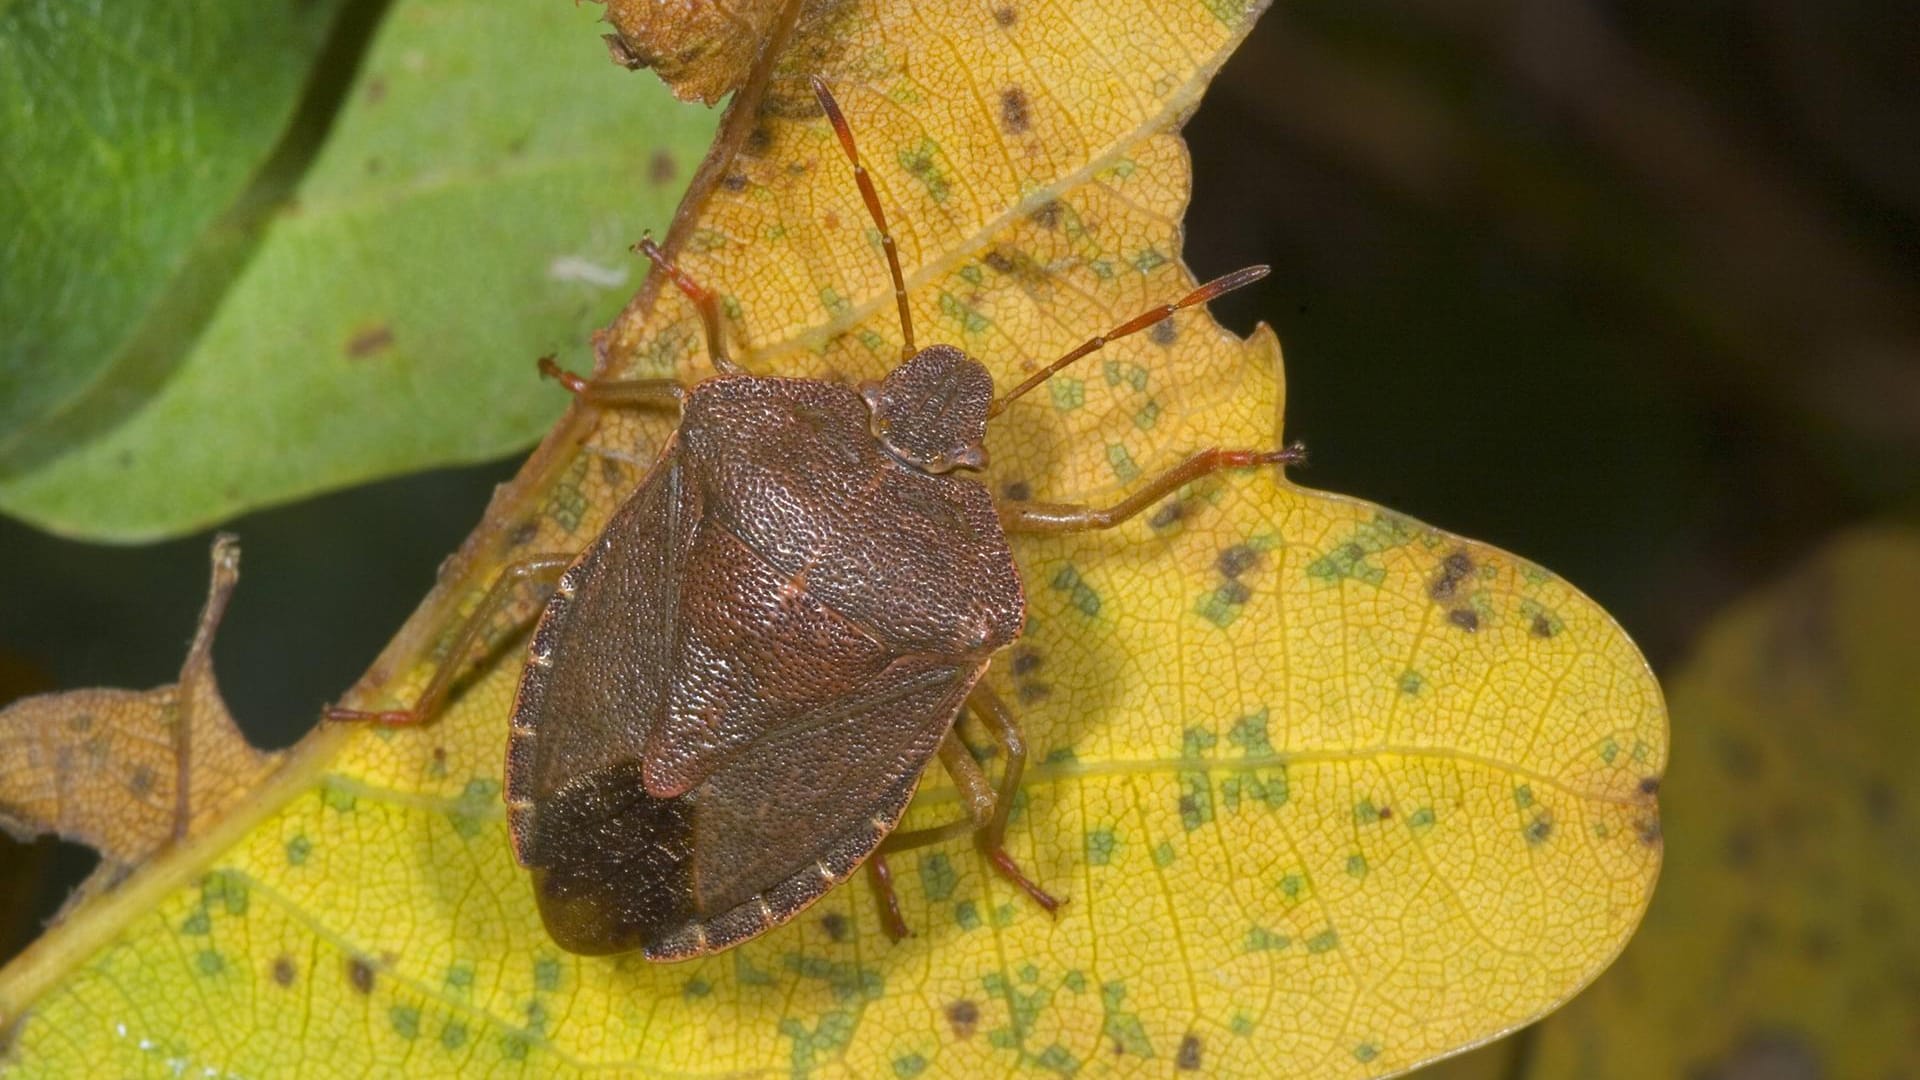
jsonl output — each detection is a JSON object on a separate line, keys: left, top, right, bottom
{"left": 1527, "top": 527, "right": 1920, "bottom": 1078}
{"left": 0, "top": 0, "right": 1665, "bottom": 1076}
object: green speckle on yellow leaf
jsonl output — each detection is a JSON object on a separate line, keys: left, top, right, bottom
{"left": 919, "top": 852, "right": 957, "bottom": 902}
{"left": 1245, "top": 926, "right": 1290, "bottom": 952}
{"left": 1085, "top": 828, "right": 1119, "bottom": 866}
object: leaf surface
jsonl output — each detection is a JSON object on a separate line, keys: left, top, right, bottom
{"left": 602, "top": 0, "right": 784, "bottom": 104}
{"left": 0, "top": 0, "right": 716, "bottom": 541}
{"left": 1525, "top": 527, "right": 1920, "bottom": 1078}
{"left": 0, "top": 536, "right": 276, "bottom": 867}
{"left": 0, "top": 0, "right": 1666, "bottom": 1076}
{"left": 0, "top": 0, "right": 346, "bottom": 451}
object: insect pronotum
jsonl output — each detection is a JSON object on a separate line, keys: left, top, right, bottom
{"left": 328, "top": 76, "right": 1304, "bottom": 960}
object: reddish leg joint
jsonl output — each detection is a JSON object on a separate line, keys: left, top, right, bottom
{"left": 868, "top": 853, "right": 911, "bottom": 941}
{"left": 1223, "top": 443, "right": 1308, "bottom": 469}
{"left": 983, "top": 845, "right": 1063, "bottom": 916}
{"left": 537, "top": 355, "right": 591, "bottom": 397}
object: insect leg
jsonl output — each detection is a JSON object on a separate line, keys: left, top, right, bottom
{"left": 634, "top": 235, "right": 744, "bottom": 375}
{"left": 999, "top": 443, "right": 1307, "bottom": 534}
{"left": 537, "top": 356, "right": 687, "bottom": 410}
{"left": 866, "top": 734, "right": 993, "bottom": 940}
{"left": 961, "top": 683, "right": 1062, "bottom": 916}
{"left": 325, "top": 554, "right": 573, "bottom": 726}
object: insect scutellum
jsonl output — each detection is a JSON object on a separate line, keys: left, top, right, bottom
{"left": 809, "top": 75, "right": 1271, "bottom": 479}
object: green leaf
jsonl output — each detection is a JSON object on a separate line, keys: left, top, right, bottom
{"left": 0, "top": 0, "right": 717, "bottom": 540}
{"left": 0, "top": 0, "right": 347, "bottom": 450}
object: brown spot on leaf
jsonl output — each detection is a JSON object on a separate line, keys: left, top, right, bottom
{"left": 1448, "top": 609, "right": 1480, "bottom": 633}
{"left": 1724, "top": 825, "right": 1757, "bottom": 868}
{"left": 999, "top": 87, "right": 1030, "bottom": 135}
{"left": 1799, "top": 926, "right": 1836, "bottom": 962}
{"left": 721, "top": 172, "right": 748, "bottom": 192}
{"left": 364, "top": 77, "right": 386, "bottom": 105}
{"left": 127, "top": 766, "right": 155, "bottom": 797}
{"left": 1150, "top": 320, "right": 1177, "bottom": 346}
{"left": 1029, "top": 200, "right": 1062, "bottom": 229}
{"left": 1217, "top": 544, "right": 1259, "bottom": 579}
{"left": 1017, "top": 682, "right": 1051, "bottom": 704}
{"left": 745, "top": 124, "right": 773, "bottom": 156}
{"left": 1010, "top": 648, "right": 1042, "bottom": 676}
{"left": 1149, "top": 500, "right": 1186, "bottom": 529}
{"left": 1220, "top": 581, "right": 1252, "bottom": 605}
{"left": 600, "top": 455, "right": 627, "bottom": 487}
{"left": 946, "top": 999, "right": 979, "bottom": 1039}
{"left": 648, "top": 150, "right": 678, "bottom": 186}
{"left": 1864, "top": 778, "right": 1896, "bottom": 825}
{"left": 1430, "top": 550, "right": 1474, "bottom": 601}
{"left": 1638, "top": 816, "right": 1663, "bottom": 846}
{"left": 346, "top": 324, "right": 394, "bottom": 360}
{"left": 272, "top": 955, "right": 297, "bottom": 987}
{"left": 1639, "top": 776, "right": 1661, "bottom": 797}
{"left": 348, "top": 956, "right": 376, "bottom": 994}
{"left": 1716, "top": 734, "right": 1762, "bottom": 780}
{"left": 1177, "top": 1034, "right": 1203, "bottom": 1070}
{"left": 506, "top": 520, "right": 540, "bottom": 548}
{"left": 1530, "top": 613, "right": 1556, "bottom": 638}
{"left": 818, "top": 912, "right": 849, "bottom": 942}
{"left": 1001, "top": 480, "right": 1031, "bottom": 502}
{"left": 993, "top": 6, "right": 1016, "bottom": 27}
{"left": 1693, "top": 1029, "right": 1822, "bottom": 1080}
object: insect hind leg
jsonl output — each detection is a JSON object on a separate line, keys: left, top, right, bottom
{"left": 866, "top": 690, "right": 1063, "bottom": 940}
{"left": 961, "top": 683, "right": 1062, "bottom": 916}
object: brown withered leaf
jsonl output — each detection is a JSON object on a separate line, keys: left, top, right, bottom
{"left": 0, "top": 535, "right": 280, "bottom": 870}
{"left": 600, "top": 0, "right": 786, "bottom": 104}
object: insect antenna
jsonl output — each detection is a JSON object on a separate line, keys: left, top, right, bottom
{"left": 810, "top": 75, "right": 916, "bottom": 361}
{"left": 988, "top": 265, "right": 1270, "bottom": 416}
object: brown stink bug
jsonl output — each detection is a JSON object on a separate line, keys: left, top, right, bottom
{"left": 327, "top": 76, "right": 1303, "bottom": 959}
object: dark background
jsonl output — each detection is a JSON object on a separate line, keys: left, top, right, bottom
{"left": 4, "top": 0, "right": 1916, "bottom": 1024}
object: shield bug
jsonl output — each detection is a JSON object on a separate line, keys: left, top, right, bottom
{"left": 328, "top": 76, "right": 1304, "bottom": 959}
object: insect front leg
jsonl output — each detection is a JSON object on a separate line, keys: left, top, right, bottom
{"left": 325, "top": 554, "right": 573, "bottom": 726}
{"left": 634, "top": 235, "right": 745, "bottom": 375}
{"left": 537, "top": 356, "right": 689, "bottom": 410}
{"left": 999, "top": 443, "right": 1307, "bottom": 534}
